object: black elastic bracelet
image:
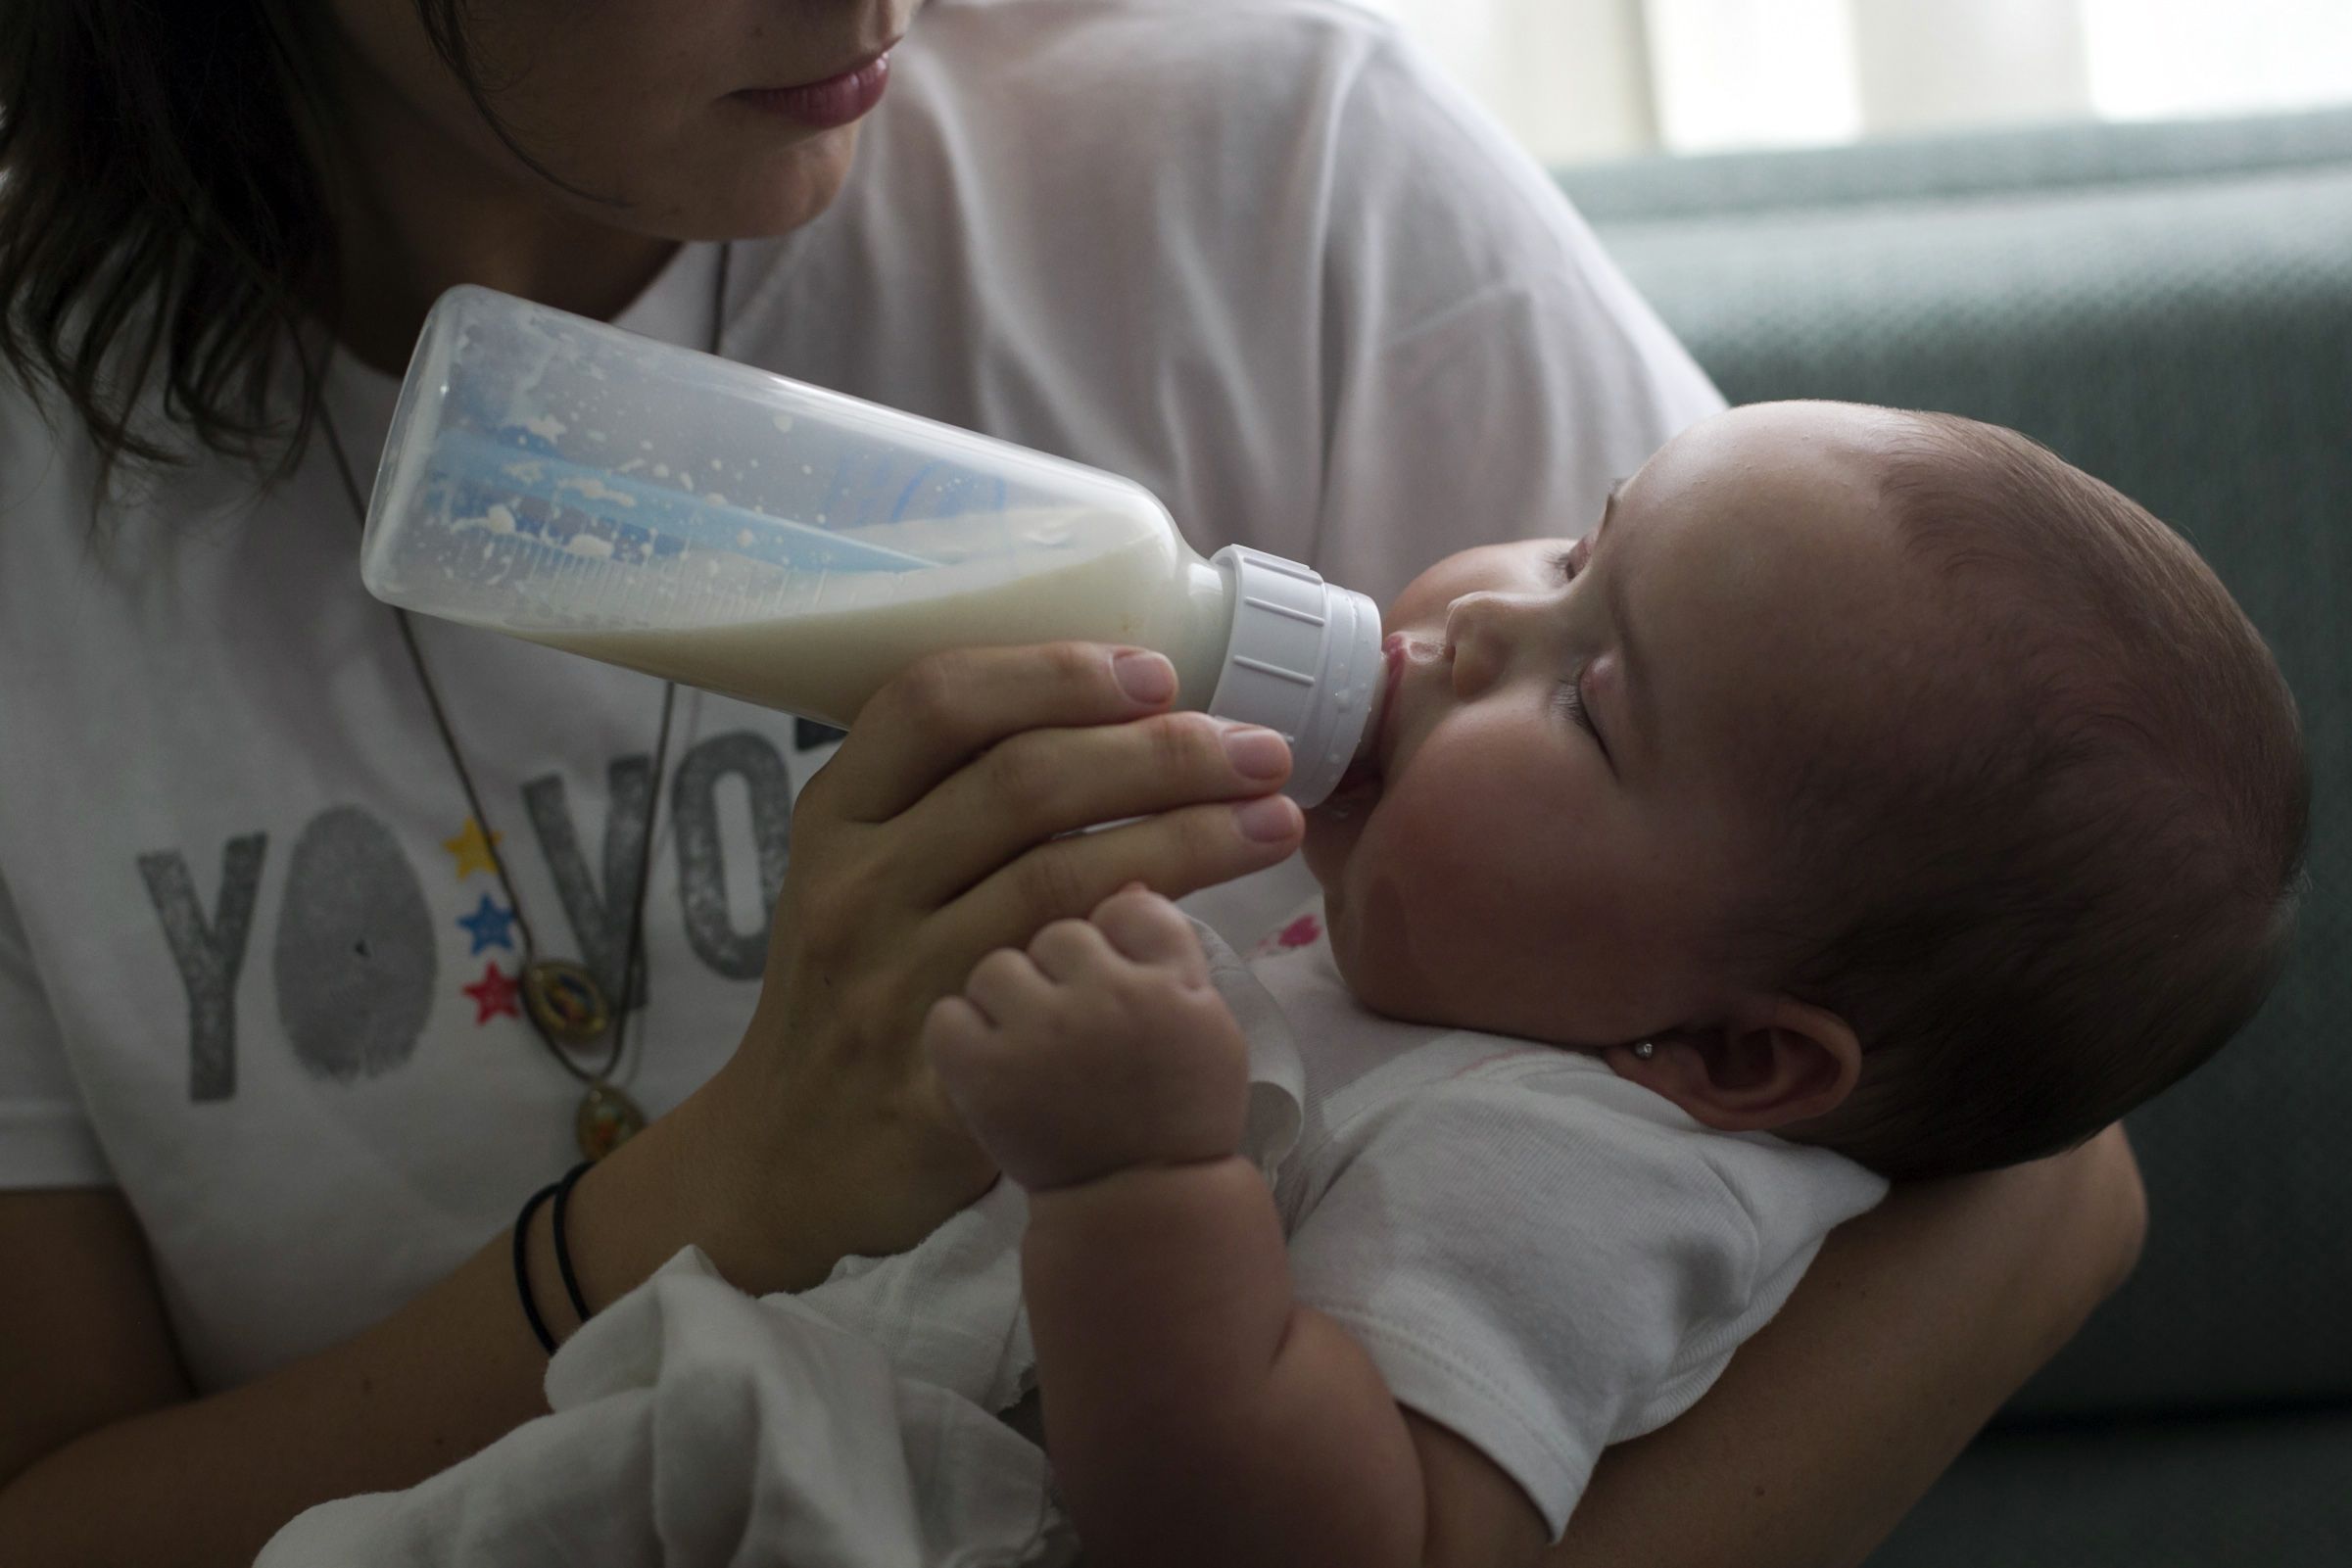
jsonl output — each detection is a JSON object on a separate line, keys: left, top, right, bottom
{"left": 550, "top": 1159, "right": 597, "bottom": 1328}
{"left": 512, "top": 1179, "right": 562, "bottom": 1355}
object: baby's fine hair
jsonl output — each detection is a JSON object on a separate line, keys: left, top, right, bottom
{"left": 1755, "top": 411, "right": 2309, "bottom": 1181}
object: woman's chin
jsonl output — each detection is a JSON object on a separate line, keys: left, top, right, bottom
{"left": 674, "top": 126, "right": 862, "bottom": 240}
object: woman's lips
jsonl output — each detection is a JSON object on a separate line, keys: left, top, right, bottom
{"left": 732, "top": 50, "right": 893, "bottom": 128}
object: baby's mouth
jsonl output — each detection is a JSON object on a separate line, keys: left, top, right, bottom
{"left": 1315, "top": 632, "right": 1405, "bottom": 819}
{"left": 1326, "top": 761, "right": 1380, "bottom": 800}
{"left": 1318, "top": 753, "right": 1384, "bottom": 821}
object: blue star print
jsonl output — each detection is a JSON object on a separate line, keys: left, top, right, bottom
{"left": 456, "top": 892, "right": 517, "bottom": 955}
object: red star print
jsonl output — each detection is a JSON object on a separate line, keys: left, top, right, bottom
{"left": 463, "top": 961, "right": 522, "bottom": 1024}
{"left": 1275, "top": 913, "right": 1322, "bottom": 949}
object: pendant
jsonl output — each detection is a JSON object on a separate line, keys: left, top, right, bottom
{"left": 577, "top": 1080, "right": 647, "bottom": 1162}
{"left": 524, "top": 959, "right": 612, "bottom": 1046}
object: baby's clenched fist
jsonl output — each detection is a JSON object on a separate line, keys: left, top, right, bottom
{"left": 921, "top": 885, "right": 1252, "bottom": 1192}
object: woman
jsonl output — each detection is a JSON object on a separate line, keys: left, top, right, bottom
{"left": 0, "top": 1, "right": 2147, "bottom": 1562}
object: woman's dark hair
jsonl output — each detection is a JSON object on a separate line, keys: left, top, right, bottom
{"left": 0, "top": 2, "right": 540, "bottom": 492}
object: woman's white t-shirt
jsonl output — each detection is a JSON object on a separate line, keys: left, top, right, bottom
{"left": 0, "top": 0, "right": 1722, "bottom": 1391}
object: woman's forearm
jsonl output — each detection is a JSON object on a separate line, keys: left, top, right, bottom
{"left": 1547, "top": 1124, "right": 2147, "bottom": 1568}
{"left": 1023, "top": 1157, "right": 1425, "bottom": 1568}
{"left": 0, "top": 1062, "right": 850, "bottom": 1568}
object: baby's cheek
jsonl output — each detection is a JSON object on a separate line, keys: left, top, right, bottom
{"left": 1380, "top": 749, "right": 1522, "bottom": 871}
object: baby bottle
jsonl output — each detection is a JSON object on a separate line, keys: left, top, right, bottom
{"left": 359, "top": 287, "right": 1385, "bottom": 805}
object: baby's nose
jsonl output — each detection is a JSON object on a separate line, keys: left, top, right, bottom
{"left": 1445, "top": 592, "right": 1512, "bottom": 697}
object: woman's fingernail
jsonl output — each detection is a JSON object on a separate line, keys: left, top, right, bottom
{"left": 1233, "top": 794, "right": 1300, "bottom": 842}
{"left": 1222, "top": 726, "right": 1289, "bottom": 780}
{"left": 1113, "top": 649, "right": 1176, "bottom": 704}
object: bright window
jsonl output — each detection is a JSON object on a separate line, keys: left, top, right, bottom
{"left": 2083, "top": 0, "right": 2352, "bottom": 122}
{"left": 1366, "top": 0, "right": 2352, "bottom": 163}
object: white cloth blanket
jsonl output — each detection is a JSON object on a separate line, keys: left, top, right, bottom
{"left": 257, "top": 924, "right": 1306, "bottom": 1567}
{"left": 256, "top": 1187, "right": 1078, "bottom": 1568}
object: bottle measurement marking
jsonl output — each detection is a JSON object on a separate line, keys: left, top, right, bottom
{"left": 1241, "top": 594, "right": 1327, "bottom": 628}
{"left": 1230, "top": 655, "right": 1316, "bottom": 687}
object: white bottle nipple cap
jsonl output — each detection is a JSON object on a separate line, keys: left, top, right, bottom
{"left": 1205, "top": 546, "right": 1384, "bottom": 808}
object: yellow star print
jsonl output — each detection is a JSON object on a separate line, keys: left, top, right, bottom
{"left": 442, "top": 818, "right": 504, "bottom": 880}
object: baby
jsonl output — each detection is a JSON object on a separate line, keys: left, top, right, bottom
{"left": 921, "top": 401, "right": 2310, "bottom": 1565}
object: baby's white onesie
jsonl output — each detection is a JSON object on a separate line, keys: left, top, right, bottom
{"left": 1244, "top": 903, "right": 1888, "bottom": 1538}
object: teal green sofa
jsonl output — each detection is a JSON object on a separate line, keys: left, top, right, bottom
{"left": 1559, "top": 109, "right": 2352, "bottom": 1567}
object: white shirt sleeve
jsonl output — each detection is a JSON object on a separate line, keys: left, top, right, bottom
{"left": 0, "top": 864, "right": 113, "bottom": 1188}
{"left": 1304, "top": 26, "right": 1726, "bottom": 602}
{"left": 1282, "top": 1066, "right": 1775, "bottom": 1542}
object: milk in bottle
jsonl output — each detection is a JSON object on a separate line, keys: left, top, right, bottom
{"left": 359, "top": 287, "right": 1383, "bottom": 804}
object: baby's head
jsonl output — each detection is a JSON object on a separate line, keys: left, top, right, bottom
{"left": 1305, "top": 401, "right": 2308, "bottom": 1179}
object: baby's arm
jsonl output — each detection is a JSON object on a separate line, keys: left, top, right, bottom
{"left": 922, "top": 888, "right": 1546, "bottom": 1568}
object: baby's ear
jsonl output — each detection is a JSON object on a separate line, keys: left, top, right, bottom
{"left": 1604, "top": 997, "right": 1860, "bottom": 1133}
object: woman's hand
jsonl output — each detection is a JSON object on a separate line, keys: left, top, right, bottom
{"left": 707, "top": 642, "right": 1303, "bottom": 1272}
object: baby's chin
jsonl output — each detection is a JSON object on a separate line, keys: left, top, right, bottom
{"left": 1299, "top": 773, "right": 1380, "bottom": 892}
{"left": 1317, "top": 876, "right": 1459, "bottom": 1025}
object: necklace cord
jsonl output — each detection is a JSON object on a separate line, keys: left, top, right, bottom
{"left": 318, "top": 406, "right": 634, "bottom": 1087}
